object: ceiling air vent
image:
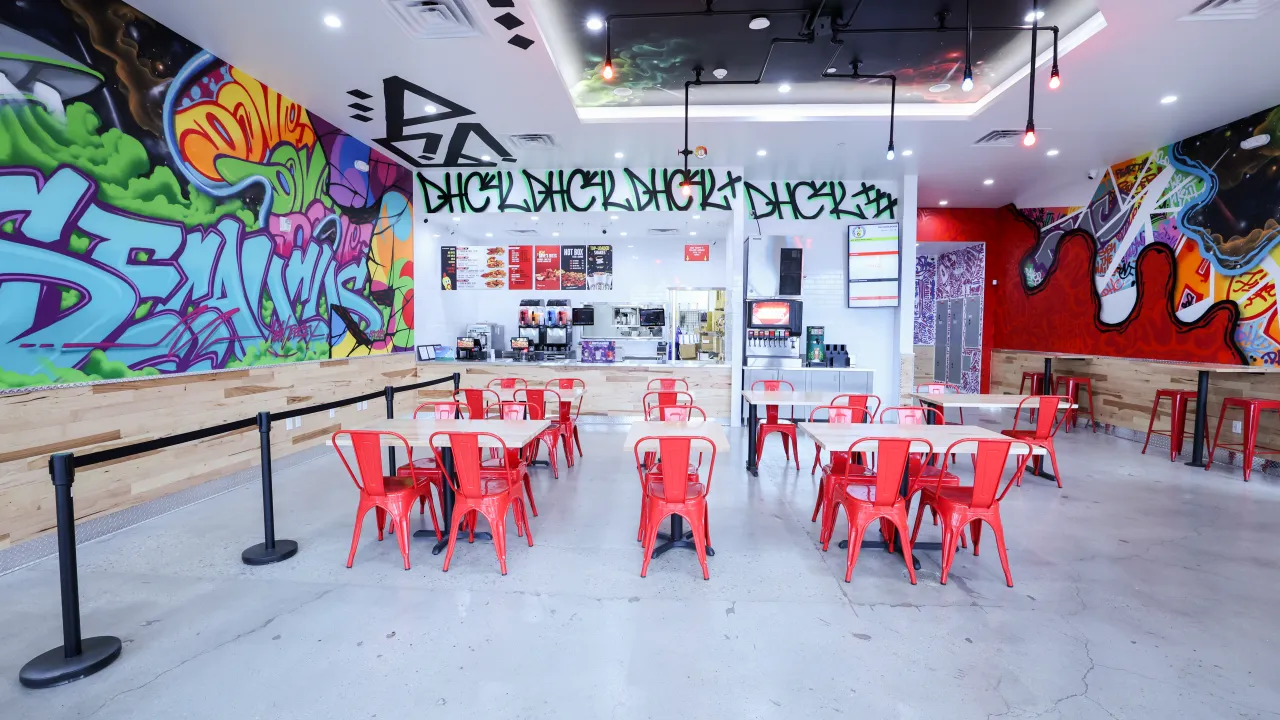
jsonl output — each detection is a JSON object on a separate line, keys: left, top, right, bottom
{"left": 648, "top": 229, "right": 683, "bottom": 236}
{"left": 972, "top": 130, "right": 1025, "bottom": 147}
{"left": 507, "top": 229, "right": 539, "bottom": 236}
{"left": 381, "top": 0, "right": 483, "bottom": 39}
{"left": 507, "top": 133, "right": 558, "bottom": 149}
{"left": 1180, "top": 0, "right": 1280, "bottom": 20}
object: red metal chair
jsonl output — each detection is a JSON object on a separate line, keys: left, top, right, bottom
{"left": 646, "top": 404, "right": 708, "bottom": 422}
{"left": 915, "top": 382, "right": 965, "bottom": 424}
{"left": 1018, "top": 371, "right": 1044, "bottom": 394}
{"left": 392, "top": 401, "right": 469, "bottom": 533}
{"left": 334, "top": 430, "right": 430, "bottom": 570}
{"left": 647, "top": 378, "right": 690, "bottom": 392}
{"left": 487, "top": 378, "right": 528, "bottom": 391}
{"left": 811, "top": 395, "right": 880, "bottom": 474}
{"left": 830, "top": 437, "right": 924, "bottom": 584}
{"left": 809, "top": 406, "right": 874, "bottom": 548}
{"left": 547, "top": 378, "right": 586, "bottom": 458}
{"left": 634, "top": 435, "right": 716, "bottom": 579}
{"left": 454, "top": 387, "right": 499, "bottom": 419}
{"left": 751, "top": 380, "right": 800, "bottom": 470}
{"left": 514, "top": 388, "right": 572, "bottom": 475}
{"left": 1002, "top": 395, "right": 1069, "bottom": 488}
{"left": 642, "top": 390, "right": 695, "bottom": 417}
{"left": 495, "top": 401, "right": 541, "bottom": 516}
{"left": 1053, "top": 376, "right": 1097, "bottom": 432}
{"left": 636, "top": 406, "right": 709, "bottom": 541}
{"left": 1207, "top": 397, "right": 1280, "bottom": 481}
{"left": 877, "top": 404, "right": 966, "bottom": 537}
{"left": 429, "top": 431, "right": 533, "bottom": 575}
{"left": 911, "top": 437, "right": 1031, "bottom": 586}
{"left": 1142, "top": 389, "right": 1197, "bottom": 461}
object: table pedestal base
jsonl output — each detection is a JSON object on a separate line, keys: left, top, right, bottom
{"left": 414, "top": 528, "right": 495, "bottom": 555}
{"left": 651, "top": 516, "right": 714, "bottom": 559}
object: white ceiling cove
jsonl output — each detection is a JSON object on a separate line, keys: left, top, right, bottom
{"left": 128, "top": 0, "right": 1280, "bottom": 208}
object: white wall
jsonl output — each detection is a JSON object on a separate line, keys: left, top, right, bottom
{"left": 751, "top": 178, "right": 909, "bottom": 406}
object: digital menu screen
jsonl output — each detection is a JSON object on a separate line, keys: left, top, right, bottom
{"left": 456, "top": 337, "right": 476, "bottom": 349}
{"left": 749, "top": 301, "right": 792, "bottom": 327}
{"left": 510, "top": 337, "right": 530, "bottom": 350}
{"left": 847, "top": 223, "right": 901, "bottom": 308}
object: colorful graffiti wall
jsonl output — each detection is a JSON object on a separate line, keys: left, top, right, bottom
{"left": 0, "top": 1, "right": 414, "bottom": 390}
{"left": 913, "top": 255, "right": 936, "bottom": 345}
{"left": 1022, "top": 104, "right": 1280, "bottom": 365}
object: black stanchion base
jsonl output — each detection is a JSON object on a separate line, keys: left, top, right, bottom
{"left": 20, "top": 636, "right": 122, "bottom": 689}
{"left": 1185, "top": 460, "right": 1208, "bottom": 468}
{"left": 241, "top": 539, "right": 298, "bottom": 566}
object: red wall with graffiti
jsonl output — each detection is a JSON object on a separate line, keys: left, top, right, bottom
{"left": 919, "top": 206, "right": 1244, "bottom": 375}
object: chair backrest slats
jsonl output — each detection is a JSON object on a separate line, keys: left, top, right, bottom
{"left": 878, "top": 406, "right": 942, "bottom": 425}
{"left": 333, "top": 430, "right": 410, "bottom": 498}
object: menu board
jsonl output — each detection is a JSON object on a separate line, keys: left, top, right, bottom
{"left": 561, "top": 245, "right": 587, "bottom": 290}
{"left": 535, "top": 245, "right": 561, "bottom": 290}
{"left": 442, "top": 244, "right": 614, "bottom": 291}
{"left": 440, "top": 246, "right": 457, "bottom": 291}
{"left": 508, "top": 245, "right": 533, "bottom": 290}
{"left": 847, "top": 223, "right": 900, "bottom": 308}
{"left": 588, "top": 245, "right": 613, "bottom": 289}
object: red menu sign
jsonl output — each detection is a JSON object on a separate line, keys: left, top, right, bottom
{"left": 685, "top": 244, "right": 711, "bottom": 262}
{"left": 508, "top": 245, "right": 533, "bottom": 290}
{"left": 534, "top": 245, "right": 561, "bottom": 290}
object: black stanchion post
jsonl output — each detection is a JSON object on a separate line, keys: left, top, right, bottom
{"left": 19, "top": 453, "right": 122, "bottom": 688}
{"left": 384, "top": 385, "right": 397, "bottom": 474}
{"left": 453, "top": 372, "right": 460, "bottom": 395}
{"left": 241, "top": 411, "right": 298, "bottom": 565}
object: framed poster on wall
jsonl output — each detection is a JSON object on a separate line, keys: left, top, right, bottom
{"left": 535, "top": 245, "right": 561, "bottom": 290}
{"left": 847, "top": 222, "right": 901, "bottom": 307}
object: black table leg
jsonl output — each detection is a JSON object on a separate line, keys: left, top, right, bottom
{"left": 1043, "top": 357, "right": 1053, "bottom": 397}
{"left": 652, "top": 514, "right": 715, "bottom": 558}
{"left": 746, "top": 404, "right": 759, "bottom": 477}
{"left": 1186, "top": 370, "right": 1211, "bottom": 468}
{"left": 414, "top": 446, "right": 493, "bottom": 553}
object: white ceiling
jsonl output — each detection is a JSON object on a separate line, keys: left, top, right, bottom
{"left": 129, "top": 0, "right": 1280, "bottom": 209}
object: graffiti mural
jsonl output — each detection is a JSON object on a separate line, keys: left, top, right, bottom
{"left": 1022, "top": 104, "right": 1280, "bottom": 366}
{"left": 419, "top": 168, "right": 898, "bottom": 220}
{"left": 913, "top": 256, "right": 936, "bottom": 345}
{"left": 935, "top": 245, "right": 985, "bottom": 393}
{"left": 0, "top": 1, "right": 414, "bottom": 390}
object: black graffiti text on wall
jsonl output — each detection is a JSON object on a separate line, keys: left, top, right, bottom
{"left": 349, "top": 76, "right": 515, "bottom": 170}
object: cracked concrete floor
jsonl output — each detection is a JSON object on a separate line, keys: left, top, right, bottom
{"left": 2, "top": 420, "right": 1279, "bottom": 719}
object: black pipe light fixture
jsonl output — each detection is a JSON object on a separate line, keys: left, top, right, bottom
{"left": 600, "top": 0, "right": 1065, "bottom": 165}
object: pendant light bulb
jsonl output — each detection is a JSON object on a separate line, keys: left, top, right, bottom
{"left": 1048, "top": 66, "right": 1061, "bottom": 90}
{"left": 681, "top": 182, "right": 692, "bottom": 197}
{"left": 961, "top": 65, "right": 974, "bottom": 92}
{"left": 1023, "top": 127, "right": 1037, "bottom": 147}
{"left": 886, "top": 143, "right": 895, "bottom": 161}
{"left": 602, "top": 61, "right": 614, "bottom": 81}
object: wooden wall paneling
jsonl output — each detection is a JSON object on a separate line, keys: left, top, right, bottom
{"left": 913, "top": 345, "right": 935, "bottom": 387}
{"left": 0, "top": 353, "right": 456, "bottom": 548}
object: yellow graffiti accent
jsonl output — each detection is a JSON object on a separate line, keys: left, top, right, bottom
{"left": 172, "top": 65, "right": 316, "bottom": 183}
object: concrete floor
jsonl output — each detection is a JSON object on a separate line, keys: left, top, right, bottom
{"left": 3, "top": 418, "right": 1279, "bottom": 719}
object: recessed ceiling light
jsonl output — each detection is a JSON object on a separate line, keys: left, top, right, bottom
{"left": 485, "top": 232, "right": 493, "bottom": 237}
{"left": 586, "top": 17, "right": 604, "bottom": 31}
{"left": 614, "top": 151, "right": 624, "bottom": 159}
{"left": 424, "top": 105, "right": 437, "bottom": 113}
{"left": 692, "top": 214, "right": 701, "bottom": 220}
{"left": 610, "top": 215, "right": 619, "bottom": 220}
{"left": 939, "top": 200, "right": 949, "bottom": 206}
{"left": 612, "top": 87, "right": 633, "bottom": 97}
{"left": 620, "top": 232, "right": 628, "bottom": 236}
{"left": 323, "top": 14, "right": 342, "bottom": 28}
{"left": 432, "top": 233, "right": 440, "bottom": 238}
{"left": 481, "top": 155, "right": 491, "bottom": 161}
{"left": 1024, "top": 10, "right": 1045, "bottom": 22}
{"left": 1046, "top": 148, "right": 1060, "bottom": 156}
{"left": 552, "top": 232, "right": 560, "bottom": 237}
{"left": 713, "top": 68, "right": 728, "bottom": 79}
{"left": 983, "top": 179, "right": 995, "bottom": 186}
{"left": 756, "top": 149, "right": 768, "bottom": 157}
{"left": 531, "top": 215, "right": 539, "bottom": 221}
{"left": 778, "top": 83, "right": 791, "bottom": 93}
{"left": 825, "top": 67, "right": 838, "bottom": 74}
{"left": 452, "top": 216, "right": 460, "bottom": 221}
{"left": 749, "top": 15, "right": 770, "bottom": 30}
{"left": 627, "top": 245, "right": 634, "bottom": 248}
{"left": 689, "top": 231, "right": 697, "bottom": 236}
{"left": 929, "top": 83, "right": 951, "bottom": 93}
{"left": 1160, "top": 95, "right": 1178, "bottom": 104}
{"left": 902, "top": 149, "right": 914, "bottom": 157}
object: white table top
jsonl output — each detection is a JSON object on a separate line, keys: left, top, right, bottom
{"left": 741, "top": 390, "right": 849, "bottom": 407}
{"left": 798, "top": 422, "right": 1046, "bottom": 456}
{"left": 330, "top": 418, "right": 551, "bottom": 448}
{"left": 490, "top": 387, "right": 585, "bottom": 402}
{"left": 623, "top": 419, "right": 731, "bottom": 453}
{"left": 908, "top": 393, "right": 1076, "bottom": 409}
